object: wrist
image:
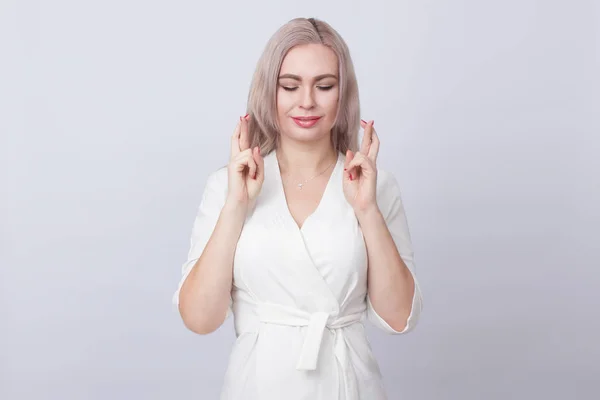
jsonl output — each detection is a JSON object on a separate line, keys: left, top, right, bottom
{"left": 354, "top": 204, "right": 383, "bottom": 225}
{"left": 222, "top": 198, "right": 249, "bottom": 219}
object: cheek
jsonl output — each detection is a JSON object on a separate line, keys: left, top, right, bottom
{"left": 276, "top": 90, "right": 295, "bottom": 114}
{"left": 321, "top": 91, "right": 339, "bottom": 115}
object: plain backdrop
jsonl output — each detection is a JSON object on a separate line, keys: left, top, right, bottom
{"left": 2, "top": 0, "right": 599, "bottom": 399}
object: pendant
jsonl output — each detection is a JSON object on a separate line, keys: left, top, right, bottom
{"left": 297, "top": 183, "right": 303, "bottom": 190}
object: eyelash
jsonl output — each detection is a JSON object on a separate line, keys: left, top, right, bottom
{"left": 281, "top": 85, "right": 334, "bottom": 92}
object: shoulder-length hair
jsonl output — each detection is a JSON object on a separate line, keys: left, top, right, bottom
{"left": 246, "top": 17, "right": 360, "bottom": 155}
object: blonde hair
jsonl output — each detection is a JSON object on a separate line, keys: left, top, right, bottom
{"left": 246, "top": 17, "right": 360, "bottom": 155}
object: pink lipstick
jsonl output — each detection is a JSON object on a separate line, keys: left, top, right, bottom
{"left": 291, "top": 116, "right": 321, "bottom": 128}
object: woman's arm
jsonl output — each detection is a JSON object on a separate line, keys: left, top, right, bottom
{"left": 356, "top": 206, "right": 415, "bottom": 332}
{"left": 175, "top": 115, "right": 264, "bottom": 334}
{"left": 177, "top": 199, "right": 246, "bottom": 334}
{"left": 344, "top": 119, "right": 422, "bottom": 333}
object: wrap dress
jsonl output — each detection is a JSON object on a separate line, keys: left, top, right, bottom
{"left": 173, "top": 150, "right": 423, "bottom": 399}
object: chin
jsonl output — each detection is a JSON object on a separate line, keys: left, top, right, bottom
{"left": 287, "top": 129, "right": 329, "bottom": 143}
{"left": 283, "top": 122, "right": 332, "bottom": 143}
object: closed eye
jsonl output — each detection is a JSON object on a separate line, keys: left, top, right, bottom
{"left": 280, "top": 85, "right": 335, "bottom": 92}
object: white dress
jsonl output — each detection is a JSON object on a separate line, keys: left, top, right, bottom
{"left": 173, "top": 150, "right": 423, "bottom": 400}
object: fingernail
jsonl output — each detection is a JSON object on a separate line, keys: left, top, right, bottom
{"left": 244, "top": 113, "right": 249, "bottom": 119}
{"left": 344, "top": 168, "right": 347, "bottom": 171}
{"left": 361, "top": 119, "right": 366, "bottom": 123}
{"left": 349, "top": 174, "right": 353, "bottom": 180}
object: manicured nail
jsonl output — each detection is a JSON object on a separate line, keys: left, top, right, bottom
{"left": 244, "top": 113, "right": 249, "bottom": 119}
{"left": 349, "top": 174, "right": 353, "bottom": 180}
{"left": 361, "top": 119, "right": 366, "bottom": 123}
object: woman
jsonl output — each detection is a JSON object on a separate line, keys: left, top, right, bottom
{"left": 173, "top": 17, "right": 423, "bottom": 400}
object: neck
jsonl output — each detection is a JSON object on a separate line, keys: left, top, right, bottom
{"left": 276, "top": 137, "right": 338, "bottom": 177}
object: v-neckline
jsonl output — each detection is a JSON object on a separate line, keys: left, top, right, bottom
{"left": 272, "top": 149, "right": 341, "bottom": 232}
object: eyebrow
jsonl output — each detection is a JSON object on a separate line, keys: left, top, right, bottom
{"left": 277, "top": 73, "right": 338, "bottom": 81}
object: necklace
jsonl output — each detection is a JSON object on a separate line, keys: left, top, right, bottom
{"left": 280, "top": 157, "right": 337, "bottom": 190}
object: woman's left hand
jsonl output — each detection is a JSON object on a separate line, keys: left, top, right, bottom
{"left": 343, "top": 119, "right": 381, "bottom": 214}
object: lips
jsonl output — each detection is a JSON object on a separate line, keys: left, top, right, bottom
{"left": 291, "top": 116, "right": 321, "bottom": 128}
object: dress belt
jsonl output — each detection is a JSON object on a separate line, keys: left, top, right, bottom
{"left": 255, "top": 302, "right": 363, "bottom": 371}
{"left": 232, "top": 300, "right": 363, "bottom": 399}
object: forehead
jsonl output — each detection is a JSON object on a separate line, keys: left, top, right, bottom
{"left": 279, "top": 44, "right": 338, "bottom": 77}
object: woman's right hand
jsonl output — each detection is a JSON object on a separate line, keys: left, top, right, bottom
{"left": 225, "top": 114, "right": 264, "bottom": 210}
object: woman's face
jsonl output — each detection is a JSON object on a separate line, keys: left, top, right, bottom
{"left": 276, "top": 44, "right": 339, "bottom": 144}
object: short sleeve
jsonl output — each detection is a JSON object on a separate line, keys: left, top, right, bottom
{"left": 366, "top": 169, "right": 423, "bottom": 334}
{"left": 171, "top": 167, "right": 233, "bottom": 319}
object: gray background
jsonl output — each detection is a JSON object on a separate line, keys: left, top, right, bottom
{"left": 2, "top": 0, "right": 598, "bottom": 399}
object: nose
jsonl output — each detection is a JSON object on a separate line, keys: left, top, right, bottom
{"left": 299, "top": 86, "right": 316, "bottom": 110}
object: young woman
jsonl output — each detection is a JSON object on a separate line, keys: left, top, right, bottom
{"left": 173, "top": 17, "right": 423, "bottom": 400}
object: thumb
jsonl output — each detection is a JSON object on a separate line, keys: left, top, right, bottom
{"left": 253, "top": 146, "right": 264, "bottom": 180}
{"left": 344, "top": 150, "right": 355, "bottom": 181}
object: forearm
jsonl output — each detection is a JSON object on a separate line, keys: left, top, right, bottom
{"left": 178, "top": 200, "right": 246, "bottom": 334}
{"left": 357, "top": 207, "right": 415, "bottom": 331}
